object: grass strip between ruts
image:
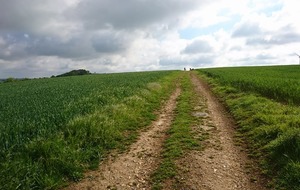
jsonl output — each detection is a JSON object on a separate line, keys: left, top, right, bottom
{"left": 151, "top": 72, "right": 201, "bottom": 189}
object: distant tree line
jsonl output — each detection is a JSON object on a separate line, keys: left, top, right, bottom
{"left": 2, "top": 77, "right": 30, "bottom": 83}
{"left": 53, "top": 69, "right": 92, "bottom": 78}
{"left": 1, "top": 69, "right": 92, "bottom": 84}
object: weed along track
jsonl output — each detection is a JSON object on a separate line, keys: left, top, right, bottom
{"left": 174, "top": 73, "right": 267, "bottom": 190}
{"left": 66, "top": 87, "right": 181, "bottom": 189}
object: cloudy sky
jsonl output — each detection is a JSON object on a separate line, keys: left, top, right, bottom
{"left": 0, "top": 0, "right": 299, "bottom": 78}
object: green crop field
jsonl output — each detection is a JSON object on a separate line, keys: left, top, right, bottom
{"left": 200, "top": 65, "right": 300, "bottom": 105}
{"left": 197, "top": 65, "right": 300, "bottom": 189}
{"left": 0, "top": 71, "right": 178, "bottom": 189}
{"left": 2, "top": 66, "right": 300, "bottom": 190}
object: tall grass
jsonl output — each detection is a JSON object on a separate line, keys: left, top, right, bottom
{"left": 200, "top": 65, "right": 300, "bottom": 105}
{"left": 0, "top": 71, "right": 179, "bottom": 189}
{"left": 197, "top": 67, "right": 300, "bottom": 189}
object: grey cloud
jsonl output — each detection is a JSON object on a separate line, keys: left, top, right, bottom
{"left": 0, "top": 43, "right": 28, "bottom": 61}
{"left": 246, "top": 32, "right": 300, "bottom": 46}
{"left": 91, "top": 31, "right": 130, "bottom": 53}
{"left": 1, "top": 0, "right": 200, "bottom": 61}
{"left": 255, "top": 54, "right": 276, "bottom": 60}
{"left": 26, "top": 35, "right": 95, "bottom": 59}
{"left": 182, "top": 40, "right": 213, "bottom": 54}
{"left": 0, "top": 33, "right": 90, "bottom": 60}
{"left": 0, "top": 0, "right": 65, "bottom": 33}
{"left": 233, "top": 54, "right": 276, "bottom": 66}
{"left": 232, "top": 22, "right": 262, "bottom": 37}
{"left": 232, "top": 22, "right": 300, "bottom": 46}
{"left": 0, "top": 0, "right": 88, "bottom": 60}
{"left": 66, "top": 0, "right": 203, "bottom": 30}
{"left": 0, "top": 56, "right": 118, "bottom": 78}
{"left": 0, "top": 33, "right": 29, "bottom": 60}
{"left": 160, "top": 55, "right": 215, "bottom": 67}
{"left": 0, "top": 0, "right": 213, "bottom": 78}
{"left": 0, "top": 29, "right": 134, "bottom": 60}
{"left": 3, "top": 54, "right": 108, "bottom": 78}
{"left": 229, "top": 46, "right": 242, "bottom": 51}
{"left": 0, "top": 59, "right": 64, "bottom": 78}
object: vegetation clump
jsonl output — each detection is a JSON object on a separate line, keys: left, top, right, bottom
{"left": 56, "top": 69, "right": 92, "bottom": 77}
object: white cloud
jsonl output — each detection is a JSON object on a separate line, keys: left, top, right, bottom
{"left": 66, "top": 0, "right": 204, "bottom": 30}
{"left": 182, "top": 39, "right": 213, "bottom": 54}
{"left": 0, "top": 0, "right": 299, "bottom": 78}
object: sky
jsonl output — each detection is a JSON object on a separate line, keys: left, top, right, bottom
{"left": 0, "top": 0, "right": 299, "bottom": 78}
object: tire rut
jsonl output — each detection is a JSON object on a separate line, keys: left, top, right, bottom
{"left": 174, "top": 73, "right": 267, "bottom": 190}
{"left": 65, "top": 87, "right": 181, "bottom": 190}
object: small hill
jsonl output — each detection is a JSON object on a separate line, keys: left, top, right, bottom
{"left": 56, "top": 69, "right": 91, "bottom": 77}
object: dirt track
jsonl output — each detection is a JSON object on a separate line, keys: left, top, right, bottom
{"left": 65, "top": 87, "right": 181, "bottom": 190}
{"left": 173, "top": 73, "right": 267, "bottom": 190}
{"left": 65, "top": 73, "right": 267, "bottom": 190}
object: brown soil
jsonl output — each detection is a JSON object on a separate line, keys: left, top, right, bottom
{"left": 65, "top": 87, "right": 181, "bottom": 190}
{"left": 173, "top": 73, "right": 267, "bottom": 190}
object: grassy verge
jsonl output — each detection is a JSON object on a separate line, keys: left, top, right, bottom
{"left": 197, "top": 71, "right": 300, "bottom": 190}
{"left": 0, "top": 72, "right": 180, "bottom": 190}
{"left": 151, "top": 72, "right": 201, "bottom": 189}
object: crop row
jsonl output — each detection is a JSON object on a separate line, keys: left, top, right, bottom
{"left": 0, "top": 71, "right": 178, "bottom": 189}
{"left": 200, "top": 65, "right": 300, "bottom": 105}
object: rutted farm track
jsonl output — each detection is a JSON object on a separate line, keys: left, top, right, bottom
{"left": 66, "top": 87, "right": 181, "bottom": 189}
{"left": 172, "top": 73, "right": 267, "bottom": 190}
{"left": 66, "top": 72, "right": 266, "bottom": 190}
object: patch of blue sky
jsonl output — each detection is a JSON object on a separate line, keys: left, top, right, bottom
{"left": 259, "top": 3, "right": 283, "bottom": 16}
{"left": 179, "top": 16, "right": 240, "bottom": 40}
{"left": 0, "top": 31, "right": 31, "bottom": 43}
